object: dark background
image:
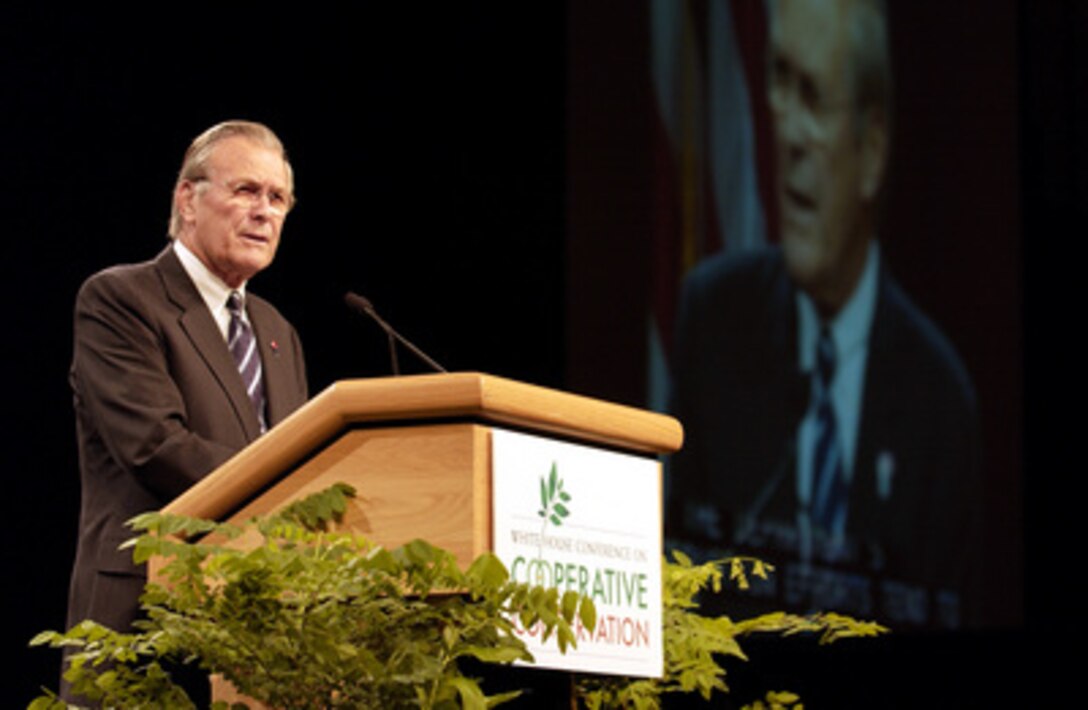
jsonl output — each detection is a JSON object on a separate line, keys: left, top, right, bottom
{"left": 0, "top": 2, "right": 1072, "bottom": 706}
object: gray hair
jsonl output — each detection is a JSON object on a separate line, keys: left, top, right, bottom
{"left": 847, "top": 0, "right": 892, "bottom": 134}
{"left": 767, "top": 0, "right": 892, "bottom": 133}
{"left": 168, "top": 120, "right": 294, "bottom": 238}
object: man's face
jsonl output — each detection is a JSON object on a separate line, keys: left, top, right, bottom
{"left": 771, "top": 0, "right": 877, "bottom": 313}
{"left": 176, "top": 136, "right": 292, "bottom": 288}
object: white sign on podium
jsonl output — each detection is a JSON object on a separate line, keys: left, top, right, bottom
{"left": 491, "top": 428, "right": 663, "bottom": 678}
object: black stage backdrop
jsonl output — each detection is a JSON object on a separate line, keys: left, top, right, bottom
{"left": 1, "top": 5, "right": 569, "bottom": 702}
{"left": 0, "top": 3, "right": 1076, "bottom": 707}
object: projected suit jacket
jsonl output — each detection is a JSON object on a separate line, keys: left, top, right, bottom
{"left": 65, "top": 245, "right": 308, "bottom": 633}
{"left": 667, "top": 246, "right": 981, "bottom": 628}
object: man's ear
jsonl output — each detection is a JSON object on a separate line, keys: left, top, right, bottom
{"left": 860, "top": 109, "right": 888, "bottom": 202}
{"left": 175, "top": 180, "right": 198, "bottom": 224}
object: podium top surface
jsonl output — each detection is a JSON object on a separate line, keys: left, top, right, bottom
{"left": 315, "top": 372, "right": 682, "bottom": 452}
{"left": 163, "top": 372, "right": 682, "bottom": 520}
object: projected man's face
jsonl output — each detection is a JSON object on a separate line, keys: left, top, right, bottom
{"left": 770, "top": 0, "right": 876, "bottom": 316}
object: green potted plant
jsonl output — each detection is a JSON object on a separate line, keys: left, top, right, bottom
{"left": 31, "top": 484, "right": 884, "bottom": 708}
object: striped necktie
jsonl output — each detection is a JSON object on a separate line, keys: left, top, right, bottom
{"left": 811, "top": 327, "right": 846, "bottom": 534}
{"left": 227, "top": 291, "right": 267, "bottom": 433}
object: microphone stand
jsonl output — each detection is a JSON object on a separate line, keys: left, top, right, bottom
{"left": 344, "top": 292, "right": 448, "bottom": 374}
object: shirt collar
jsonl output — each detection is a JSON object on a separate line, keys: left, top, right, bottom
{"left": 173, "top": 240, "right": 248, "bottom": 340}
{"left": 797, "top": 241, "right": 880, "bottom": 372}
{"left": 173, "top": 239, "right": 246, "bottom": 308}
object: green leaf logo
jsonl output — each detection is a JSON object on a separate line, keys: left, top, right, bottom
{"left": 537, "top": 462, "right": 572, "bottom": 527}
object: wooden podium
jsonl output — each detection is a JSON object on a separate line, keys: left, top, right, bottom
{"left": 163, "top": 372, "right": 683, "bottom": 567}
{"left": 160, "top": 372, "right": 683, "bottom": 702}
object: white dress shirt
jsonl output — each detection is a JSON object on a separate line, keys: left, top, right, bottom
{"left": 173, "top": 239, "right": 248, "bottom": 342}
{"left": 795, "top": 242, "right": 879, "bottom": 545}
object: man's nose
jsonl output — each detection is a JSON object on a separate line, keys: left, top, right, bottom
{"left": 775, "top": 104, "right": 808, "bottom": 159}
{"left": 248, "top": 193, "right": 275, "bottom": 219}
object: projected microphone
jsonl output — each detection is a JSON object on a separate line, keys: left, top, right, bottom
{"left": 344, "top": 292, "right": 448, "bottom": 375}
{"left": 735, "top": 370, "right": 810, "bottom": 545}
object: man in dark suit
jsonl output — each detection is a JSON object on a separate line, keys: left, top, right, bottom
{"left": 65, "top": 120, "right": 308, "bottom": 641}
{"left": 668, "top": 0, "right": 981, "bottom": 628}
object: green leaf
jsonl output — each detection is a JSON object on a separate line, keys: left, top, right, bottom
{"left": 276, "top": 482, "right": 356, "bottom": 531}
{"left": 561, "top": 589, "right": 579, "bottom": 622}
{"left": 466, "top": 553, "right": 509, "bottom": 589}
{"left": 457, "top": 644, "right": 531, "bottom": 664}
{"left": 29, "top": 631, "right": 64, "bottom": 647}
{"left": 442, "top": 624, "right": 459, "bottom": 651}
{"left": 670, "top": 548, "right": 692, "bottom": 566}
{"left": 484, "top": 689, "right": 523, "bottom": 708}
{"left": 365, "top": 546, "right": 399, "bottom": 574}
{"left": 579, "top": 596, "right": 598, "bottom": 632}
{"left": 447, "top": 676, "right": 488, "bottom": 710}
{"left": 28, "top": 697, "right": 67, "bottom": 710}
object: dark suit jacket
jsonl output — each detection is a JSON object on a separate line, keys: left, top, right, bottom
{"left": 65, "top": 245, "right": 308, "bottom": 633}
{"left": 668, "top": 247, "right": 981, "bottom": 627}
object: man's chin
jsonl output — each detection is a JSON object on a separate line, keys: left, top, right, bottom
{"left": 781, "top": 239, "right": 829, "bottom": 293}
{"left": 237, "top": 247, "right": 276, "bottom": 274}
{"left": 220, "top": 258, "right": 274, "bottom": 288}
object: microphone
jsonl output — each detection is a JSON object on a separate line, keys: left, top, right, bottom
{"left": 735, "top": 369, "right": 810, "bottom": 546}
{"left": 343, "top": 292, "right": 448, "bottom": 375}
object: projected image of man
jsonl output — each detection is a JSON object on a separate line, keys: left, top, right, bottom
{"left": 668, "top": 0, "right": 981, "bottom": 629}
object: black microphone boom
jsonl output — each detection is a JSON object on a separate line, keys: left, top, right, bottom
{"left": 344, "top": 292, "right": 448, "bottom": 374}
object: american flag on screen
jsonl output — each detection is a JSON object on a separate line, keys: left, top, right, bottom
{"left": 646, "top": 0, "right": 777, "bottom": 410}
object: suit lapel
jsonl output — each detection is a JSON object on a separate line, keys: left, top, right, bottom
{"left": 767, "top": 258, "right": 800, "bottom": 385}
{"left": 848, "top": 265, "right": 901, "bottom": 540}
{"left": 248, "top": 301, "right": 290, "bottom": 427}
{"left": 751, "top": 255, "right": 806, "bottom": 523}
{"left": 155, "top": 247, "right": 262, "bottom": 441}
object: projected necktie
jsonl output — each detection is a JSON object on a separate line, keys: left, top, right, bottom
{"left": 227, "top": 291, "right": 267, "bottom": 433}
{"left": 811, "top": 328, "right": 846, "bottom": 533}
